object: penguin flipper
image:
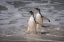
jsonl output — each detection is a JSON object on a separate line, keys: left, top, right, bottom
{"left": 36, "top": 21, "right": 43, "bottom": 26}
{"left": 42, "top": 16, "right": 50, "bottom": 22}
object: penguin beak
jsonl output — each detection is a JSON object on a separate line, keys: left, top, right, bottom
{"left": 34, "top": 8, "right": 39, "bottom": 11}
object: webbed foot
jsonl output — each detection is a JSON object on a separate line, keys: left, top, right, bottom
{"left": 24, "top": 30, "right": 29, "bottom": 33}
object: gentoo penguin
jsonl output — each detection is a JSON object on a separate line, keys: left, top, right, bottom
{"left": 34, "top": 8, "right": 50, "bottom": 31}
{"left": 24, "top": 11, "right": 43, "bottom": 34}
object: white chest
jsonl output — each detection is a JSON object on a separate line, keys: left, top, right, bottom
{"left": 36, "top": 13, "right": 43, "bottom": 31}
{"left": 28, "top": 16, "right": 36, "bottom": 31}
{"left": 36, "top": 13, "right": 43, "bottom": 23}
{"left": 29, "top": 16, "right": 35, "bottom": 24}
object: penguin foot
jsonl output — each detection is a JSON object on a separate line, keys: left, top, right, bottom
{"left": 41, "top": 25, "right": 45, "bottom": 27}
{"left": 24, "top": 30, "right": 29, "bottom": 33}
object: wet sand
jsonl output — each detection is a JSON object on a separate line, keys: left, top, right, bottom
{"left": 0, "top": 23, "right": 64, "bottom": 41}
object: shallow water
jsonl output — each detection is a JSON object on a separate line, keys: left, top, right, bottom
{"left": 0, "top": 0, "right": 64, "bottom": 41}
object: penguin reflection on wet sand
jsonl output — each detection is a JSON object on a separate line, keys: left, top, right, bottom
{"left": 24, "top": 11, "right": 43, "bottom": 34}
{"left": 34, "top": 8, "right": 50, "bottom": 32}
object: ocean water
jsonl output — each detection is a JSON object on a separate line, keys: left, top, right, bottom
{"left": 0, "top": 0, "right": 64, "bottom": 41}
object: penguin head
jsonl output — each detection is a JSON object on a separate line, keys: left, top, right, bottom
{"left": 34, "top": 8, "right": 40, "bottom": 11}
{"left": 29, "top": 11, "right": 34, "bottom": 15}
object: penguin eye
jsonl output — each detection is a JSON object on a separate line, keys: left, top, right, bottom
{"left": 35, "top": 8, "right": 39, "bottom": 11}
